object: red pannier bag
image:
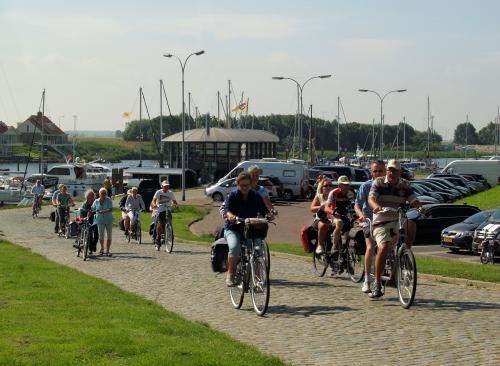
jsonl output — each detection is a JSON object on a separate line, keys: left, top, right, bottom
{"left": 300, "top": 225, "right": 318, "bottom": 253}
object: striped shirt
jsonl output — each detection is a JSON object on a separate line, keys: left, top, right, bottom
{"left": 369, "top": 177, "right": 417, "bottom": 224}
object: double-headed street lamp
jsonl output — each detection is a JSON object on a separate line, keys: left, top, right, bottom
{"left": 358, "top": 88, "right": 406, "bottom": 159}
{"left": 273, "top": 75, "right": 332, "bottom": 160}
{"left": 163, "top": 50, "right": 205, "bottom": 201}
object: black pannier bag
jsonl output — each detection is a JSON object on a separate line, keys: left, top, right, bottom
{"left": 244, "top": 218, "right": 269, "bottom": 239}
{"left": 211, "top": 238, "right": 229, "bottom": 273}
{"left": 348, "top": 226, "right": 366, "bottom": 255}
{"left": 67, "top": 221, "right": 78, "bottom": 238}
{"left": 50, "top": 211, "right": 56, "bottom": 222}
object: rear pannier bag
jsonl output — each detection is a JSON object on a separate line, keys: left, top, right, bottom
{"left": 211, "top": 238, "right": 229, "bottom": 273}
{"left": 348, "top": 226, "right": 366, "bottom": 255}
{"left": 300, "top": 225, "right": 318, "bottom": 253}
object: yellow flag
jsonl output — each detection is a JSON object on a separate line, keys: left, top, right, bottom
{"left": 121, "top": 112, "right": 132, "bottom": 120}
{"left": 232, "top": 100, "right": 248, "bottom": 112}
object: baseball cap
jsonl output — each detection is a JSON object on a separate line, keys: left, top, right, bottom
{"left": 387, "top": 159, "right": 401, "bottom": 170}
{"left": 337, "top": 175, "right": 350, "bottom": 185}
{"left": 161, "top": 180, "right": 170, "bottom": 187}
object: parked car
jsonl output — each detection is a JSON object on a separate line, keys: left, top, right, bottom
{"left": 264, "top": 176, "right": 284, "bottom": 199}
{"left": 354, "top": 168, "right": 370, "bottom": 182}
{"left": 427, "top": 177, "right": 471, "bottom": 196}
{"left": 410, "top": 183, "right": 444, "bottom": 203}
{"left": 472, "top": 209, "right": 500, "bottom": 253}
{"left": 440, "top": 210, "right": 494, "bottom": 252}
{"left": 412, "top": 180, "right": 459, "bottom": 202}
{"left": 407, "top": 204, "right": 481, "bottom": 244}
{"left": 428, "top": 173, "right": 483, "bottom": 193}
{"left": 205, "top": 177, "right": 278, "bottom": 202}
{"left": 313, "top": 165, "right": 356, "bottom": 180}
{"left": 459, "top": 173, "right": 490, "bottom": 189}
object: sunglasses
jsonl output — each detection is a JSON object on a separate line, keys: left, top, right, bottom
{"left": 323, "top": 184, "right": 333, "bottom": 188}
{"left": 239, "top": 183, "right": 251, "bottom": 188}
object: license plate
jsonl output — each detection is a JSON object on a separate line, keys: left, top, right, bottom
{"left": 442, "top": 237, "right": 453, "bottom": 243}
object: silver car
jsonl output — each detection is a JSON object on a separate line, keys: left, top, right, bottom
{"left": 205, "top": 177, "right": 278, "bottom": 202}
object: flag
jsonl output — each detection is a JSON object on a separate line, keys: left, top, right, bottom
{"left": 121, "top": 112, "right": 132, "bottom": 120}
{"left": 232, "top": 99, "right": 248, "bottom": 113}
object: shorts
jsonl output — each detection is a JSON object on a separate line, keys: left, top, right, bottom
{"left": 224, "top": 229, "right": 260, "bottom": 257}
{"left": 372, "top": 221, "right": 399, "bottom": 247}
{"left": 121, "top": 211, "right": 128, "bottom": 220}
{"left": 312, "top": 216, "right": 332, "bottom": 230}
{"left": 97, "top": 222, "right": 113, "bottom": 241}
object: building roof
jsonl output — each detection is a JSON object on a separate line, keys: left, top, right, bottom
{"left": 163, "top": 128, "right": 279, "bottom": 143}
{"left": 22, "top": 112, "right": 66, "bottom": 135}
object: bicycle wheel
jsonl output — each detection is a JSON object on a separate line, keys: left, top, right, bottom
{"left": 82, "top": 227, "right": 89, "bottom": 261}
{"left": 347, "top": 246, "right": 365, "bottom": 283}
{"left": 229, "top": 262, "right": 245, "bottom": 309}
{"left": 260, "top": 239, "right": 271, "bottom": 273}
{"left": 396, "top": 246, "right": 417, "bottom": 309}
{"left": 136, "top": 222, "right": 142, "bottom": 244}
{"left": 250, "top": 256, "right": 270, "bottom": 316}
{"left": 312, "top": 252, "right": 328, "bottom": 277}
{"left": 164, "top": 221, "right": 174, "bottom": 253}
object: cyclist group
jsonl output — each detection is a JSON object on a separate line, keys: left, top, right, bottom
{"left": 311, "top": 159, "right": 425, "bottom": 298}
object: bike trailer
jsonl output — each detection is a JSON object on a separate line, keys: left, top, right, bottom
{"left": 348, "top": 226, "right": 366, "bottom": 255}
{"left": 211, "top": 238, "right": 229, "bottom": 273}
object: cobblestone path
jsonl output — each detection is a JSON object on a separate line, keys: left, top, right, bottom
{"left": 1, "top": 207, "right": 499, "bottom": 366}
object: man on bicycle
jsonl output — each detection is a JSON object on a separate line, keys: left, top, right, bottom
{"left": 31, "top": 179, "right": 45, "bottom": 213}
{"left": 368, "top": 159, "right": 424, "bottom": 298}
{"left": 354, "top": 160, "right": 385, "bottom": 293}
{"left": 325, "top": 175, "right": 351, "bottom": 257}
{"left": 56, "top": 184, "right": 75, "bottom": 234}
{"left": 151, "top": 180, "right": 178, "bottom": 247}
{"left": 124, "top": 187, "right": 145, "bottom": 235}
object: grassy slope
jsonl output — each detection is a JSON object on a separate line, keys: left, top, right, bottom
{"left": 76, "top": 137, "right": 158, "bottom": 162}
{"left": 456, "top": 185, "right": 500, "bottom": 210}
{"left": 0, "top": 241, "right": 284, "bottom": 365}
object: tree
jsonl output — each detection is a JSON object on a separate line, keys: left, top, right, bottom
{"left": 115, "top": 130, "right": 123, "bottom": 138}
{"left": 454, "top": 123, "right": 479, "bottom": 144}
{"left": 478, "top": 122, "right": 498, "bottom": 145}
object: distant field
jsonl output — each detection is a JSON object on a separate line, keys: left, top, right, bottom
{"left": 76, "top": 137, "right": 158, "bottom": 161}
{"left": 456, "top": 185, "right": 500, "bottom": 210}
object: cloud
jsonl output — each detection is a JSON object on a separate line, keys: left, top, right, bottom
{"left": 336, "top": 38, "right": 410, "bottom": 53}
{"left": 170, "top": 14, "right": 299, "bottom": 40}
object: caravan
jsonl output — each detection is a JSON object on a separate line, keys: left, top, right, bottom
{"left": 218, "top": 159, "right": 308, "bottom": 200}
{"left": 442, "top": 160, "right": 500, "bottom": 187}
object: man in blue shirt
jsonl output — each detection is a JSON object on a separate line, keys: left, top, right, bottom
{"left": 354, "top": 160, "right": 385, "bottom": 293}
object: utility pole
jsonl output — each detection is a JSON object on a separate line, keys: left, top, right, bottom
{"left": 337, "top": 96, "right": 340, "bottom": 157}
{"left": 309, "top": 104, "right": 313, "bottom": 164}
{"left": 39, "top": 89, "right": 45, "bottom": 173}
{"left": 217, "top": 91, "right": 220, "bottom": 122}
{"left": 427, "top": 96, "right": 430, "bottom": 155}
{"left": 159, "top": 80, "right": 164, "bottom": 167}
{"left": 403, "top": 116, "right": 406, "bottom": 161}
{"left": 139, "top": 87, "right": 143, "bottom": 167}
{"left": 228, "top": 80, "right": 231, "bottom": 127}
{"left": 188, "top": 92, "right": 191, "bottom": 130}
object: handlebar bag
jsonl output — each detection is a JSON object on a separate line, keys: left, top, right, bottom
{"left": 211, "top": 238, "right": 229, "bottom": 273}
{"left": 244, "top": 218, "right": 269, "bottom": 239}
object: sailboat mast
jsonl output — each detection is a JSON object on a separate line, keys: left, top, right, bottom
{"left": 139, "top": 87, "right": 143, "bottom": 167}
{"left": 337, "top": 96, "right": 340, "bottom": 157}
{"left": 39, "top": 89, "right": 45, "bottom": 173}
{"left": 72, "top": 115, "right": 77, "bottom": 160}
{"left": 465, "top": 114, "right": 468, "bottom": 159}
{"left": 403, "top": 116, "right": 406, "bottom": 161}
{"left": 427, "top": 96, "right": 430, "bottom": 155}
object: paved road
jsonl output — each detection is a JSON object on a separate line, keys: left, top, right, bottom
{"left": 1, "top": 207, "right": 499, "bottom": 366}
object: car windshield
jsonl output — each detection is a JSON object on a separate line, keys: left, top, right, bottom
{"left": 463, "top": 211, "right": 492, "bottom": 224}
{"left": 487, "top": 209, "right": 500, "bottom": 222}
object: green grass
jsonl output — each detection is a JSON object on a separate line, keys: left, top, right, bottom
{"left": 112, "top": 205, "right": 213, "bottom": 243}
{"left": 0, "top": 240, "right": 285, "bottom": 365}
{"left": 416, "top": 255, "right": 500, "bottom": 283}
{"left": 76, "top": 137, "right": 158, "bottom": 162}
{"left": 456, "top": 185, "right": 500, "bottom": 210}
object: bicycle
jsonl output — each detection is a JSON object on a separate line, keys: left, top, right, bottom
{"left": 480, "top": 240, "right": 497, "bottom": 264}
{"left": 32, "top": 194, "right": 42, "bottom": 218}
{"left": 75, "top": 215, "right": 94, "bottom": 261}
{"left": 229, "top": 216, "right": 272, "bottom": 316}
{"left": 57, "top": 206, "right": 70, "bottom": 238}
{"left": 125, "top": 209, "right": 142, "bottom": 245}
{"left": 312, "top": 208, "right": 364, "bottom": 283}
{"left": 366, "top": 207, "right": 418, "bottom": 309}
{"left": 154, "top": 207, "right": 174, "bottom": 253}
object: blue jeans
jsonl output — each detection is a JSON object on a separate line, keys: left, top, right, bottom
{"left": 224, "top": 229, "right": 262, "bottom": 257}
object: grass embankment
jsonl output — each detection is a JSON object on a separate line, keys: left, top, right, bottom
{"left": 0, "top": 241, "right": 284, "bottom": 365}
{"left": 76, "top": 137, "right": 158, "bottom": 162}
{"left": 456, "top": 185, "right": 500, "bottom": 210}
{"left": 112, "top": 205, "right": 213, "bottom": 243}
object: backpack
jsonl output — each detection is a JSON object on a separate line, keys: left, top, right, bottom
{"left": 210, "top": 238, "right": 229, "bottom": 273}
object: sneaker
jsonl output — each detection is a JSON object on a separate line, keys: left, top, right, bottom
{"left": 226, "top": 274, "right": 237, "bottom": 287}
{"left": 362, "top": 281, "right": 371, "bottom": 293}
{"left": 315, "top": 245, "right": 324, "bottom": 254}
{"left": 369, "top": 283, "right": 384, "bottom": 298}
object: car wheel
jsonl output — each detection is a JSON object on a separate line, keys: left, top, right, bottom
{"left": 212, "top": 192, "right": 224, "bottom": 202}
{"left": 283, "top": 190, "right": 293, "bottom": 201}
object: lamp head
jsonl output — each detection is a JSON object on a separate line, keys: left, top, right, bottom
{"left": 163, "top": 53, "right": 173, "bottom": 58}
{"left": 358, "top": 89, "right": 368, "bottom": 92}
{"left": 319, "top": 74, "right": 332, "bottom": 79}
{"left": 195, "top": 50, "right": 205, "bottom": 56}
{"left": 272, "top": 77, "right": 284, "bottom": 80}
{"left": 397, "top": 89, "right": 407, "bottom": 93}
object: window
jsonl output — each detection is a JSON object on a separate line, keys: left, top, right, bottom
{"left": 47, "top": 167, "right": 71, "bottom": 176}
{"left": 283, "top": 170, "right": 296, "bottom": 177}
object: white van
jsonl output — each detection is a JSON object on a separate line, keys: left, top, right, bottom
{"left": 218, "top": 159, "right": 308, "bottom": 200}
{"left": 441, "top": 160, "right": 500, "bottom": 187}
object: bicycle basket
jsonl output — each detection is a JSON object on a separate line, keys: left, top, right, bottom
{"left": 244, "top": 218, "right": 269, "bottom": 239}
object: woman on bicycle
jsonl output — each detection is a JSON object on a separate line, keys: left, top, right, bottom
{"left": 310, "top": 178, "right": 334, "bottom": 254}
{"left": 124, "top": 187, "right": 145, "bottom": 235}
{"left": 224, "top": 172, "right": 269, "bottom": 287}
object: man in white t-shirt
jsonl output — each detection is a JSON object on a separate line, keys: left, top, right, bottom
{"left": 151, "top": 180, "right": 178, "bottom": 247}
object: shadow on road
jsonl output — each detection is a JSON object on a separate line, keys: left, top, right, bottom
{"left": 413, "top": 298, "right": 500, "bottom": 312}
{"left": 268, "top": 304, "right": 356, "bottom": 317}
{"left": 272, "top": 278, "right": 348, "bottom": 289}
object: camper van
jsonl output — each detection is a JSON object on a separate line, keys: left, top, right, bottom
{"left": 218, "top": 159, "right": 308, "bottom": 200}
{"left": 442, "top": 160, "right": 500, "bottom": 187}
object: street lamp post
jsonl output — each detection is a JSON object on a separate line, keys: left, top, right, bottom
{"left": 163, "top": 50, "right": 205, "bottom": 201}
{"left": 358, "top": 88, "right": 406, "bottom": 159}
{"left": 273, "top": 75, "right": 331, "bottom": 160}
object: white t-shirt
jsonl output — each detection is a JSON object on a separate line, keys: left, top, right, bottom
{"left": 153, "top": 189, "right": 176, "bottom": 212}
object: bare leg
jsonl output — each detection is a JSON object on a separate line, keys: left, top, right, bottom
{"left": 333, "top": 219, "right": 343, "bottom": 251}
{"left": 364, "top": 237, "right": 374, "bottom": 279}
{"left": 374, "top": 242, "right": 389, "bottom": 285}
{"left": 317, "top": 221, "right": 328, "bottom": 251}
{"left": 99, "top": 239, "right": 104, "bottom": 253}
{"left": 106, "top": 239, "right": 112, "bottom": 253}
{"left": 124, "top": 216, "right": 130, "bottom": 232}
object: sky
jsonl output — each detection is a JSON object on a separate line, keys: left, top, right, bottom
{"left": 1, "top": 0, "right": 500, "bottom": 141}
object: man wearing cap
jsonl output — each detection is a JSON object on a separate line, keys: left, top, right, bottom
{"left": 151, "top": 181, "right": 178, "bottom": 248}
{"left": 325, "top": 175, "right": 351, "bottom": 256}
{"left": 354, "top": 160, "right": 385, "bottom": 293}
{"left": 31, "top": 179, "right": 45, "bottom": 213}
{"left": 368, "top": 159, "right": 424, "bottom": 298}
{"left": 124, "top": 187, "right": 145, "bottom": 235}
{"left": 51, "top": 184, "right": 64, "bottom": 233}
